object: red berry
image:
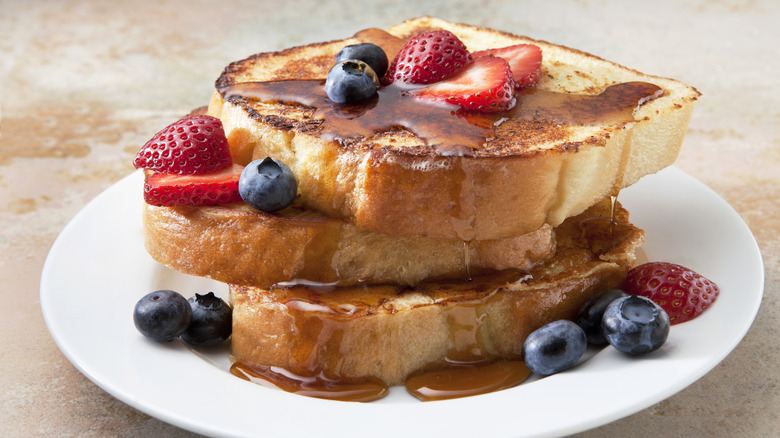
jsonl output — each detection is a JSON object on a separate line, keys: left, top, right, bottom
{"left": 623, "top": 262, "right": 720, "bottom": 325}
{"left": 134, "top": 115, "right": 232, "bottom": 175}
{"left": 384, "top": 30, "right": 472, "bottom": 85}
{"left": 411, "top": 55, "right": 516, "bottom": 113}
{"left": 143, "top": 164, "right": 243, "bottom": 207}
{"left": 472, "top": 44, "right": 542, "bottom": 89}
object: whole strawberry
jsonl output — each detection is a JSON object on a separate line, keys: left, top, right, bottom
{"left": 384, "top": 30, "right": 472, "bottom": 85}
{"left": 134, "top": 115, "right": 231, "bottom": 175}
{"left": 623, "top": 262, "right": 720, "bottom": 325}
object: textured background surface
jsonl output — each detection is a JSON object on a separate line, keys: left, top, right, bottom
{"left": 1, "top": 0, "right": 777, "bottom": 436}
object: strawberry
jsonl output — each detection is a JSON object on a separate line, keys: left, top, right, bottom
{"left": 134, "top": 115, "right": 231, "bottom": 175}
{"left": 411, "top": 55, "right": 516, "bottom": 113}
{"left": 384, "top": 30, "right": 472, "bottom": 85}
{"left": 472, "top": 44, "right": 542, "bottom": 89}
{"left": 143, "top": 163, "right": 244, "bottom": 207}
{"left": 623, "top": 262, "right": 720, "bottom": 325}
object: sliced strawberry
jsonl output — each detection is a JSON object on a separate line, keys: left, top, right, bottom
{"left": 623, "top": 262, "right": 720, "bottom": 325}
{"left": 472, "top": 44, "right": 542, "bottom": 89}
{"left": 143, "top": 163, "right": 244, "bottom": 207}
{"left": 134, "top": 115, "right": 232, "bottom": 175}
{"left": 384, "top": 30, "right": 472, "bottom": 85}
{"left": 411, "top": 55, "right": 516, "bottom": 113}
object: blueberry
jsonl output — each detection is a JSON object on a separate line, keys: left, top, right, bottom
{"left": 133, "top": 290, "right": 192, "bottom": 342}
{"left": 181, "top": 292, "right": 232, "bottom": 347}
{"left": 325, "top": 60, "right": 378, "bottom": 103}
{"left": 576, "top": 288, "right": 629, "bottom": 345}
{"left": 602, "top": 295, "right": 670, "bottom": 355}
{"left": 239, "top": 157, "right": 297, "bottom": 212}
{"left": 523, "top": 320, "right": 587, "bottom": 376}
{"left": 335, "top": 43, "right": 389, "bottom": 78}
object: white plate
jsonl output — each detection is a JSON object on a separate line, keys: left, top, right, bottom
{"left": 41, "top": 167, "right": 763, "bottom": 438}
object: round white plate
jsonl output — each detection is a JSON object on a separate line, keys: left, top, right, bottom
{"left": 41, "top": 167, "right": 763, "bottom": 438}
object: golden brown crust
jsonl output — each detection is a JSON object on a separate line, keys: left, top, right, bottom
{"left": 207, "top": 17, "right": 699, "bottom": 240}
{"left": 143, "top": 201, "right": 556, "bottom": 288}
{"left": 230, "top": 199, "right": 645, "bottom": 385}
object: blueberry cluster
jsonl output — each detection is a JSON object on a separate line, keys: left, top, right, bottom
{"left": 133, "top": 290, "right": 232, "bottom": 346}
{"left": 325, "top": 43, "right": 388, "bottom": 103}
{"left": 523, "top": 288, "right": 670, "bottom": 376}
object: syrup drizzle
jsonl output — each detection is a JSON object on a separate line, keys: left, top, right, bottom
{"left": 610, "top": 193, "right": 619, "bottom": 224}
{"left": 578, "top": 193, "right": 636, "bottom": 255}
{"left": 463, "top": 240, "right": 472, "bottom": 281}
{"left": 218, "top": 80, "right": 664, "bottom": 157}
{"left": 220, "top": 80, "right": 487, "bottom": 156}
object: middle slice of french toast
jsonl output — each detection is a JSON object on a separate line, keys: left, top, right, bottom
{"left": 143, "top": 201, "right": 555, "bottom": 288}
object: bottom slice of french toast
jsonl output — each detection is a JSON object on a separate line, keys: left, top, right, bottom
{"left": 229, "top": 198, "right": 644, "bottom": 388}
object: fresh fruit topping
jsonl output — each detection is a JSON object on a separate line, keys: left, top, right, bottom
{"left": 133, "top": 290, "right": 192, "bottom": 342}
{"left": 239, "top": 157, "right": 297, "bottom": 212}
{"left": 133, "top": 115, "right": 231, "bottom": 175}
{"left": 472, "top": 44, "right": 542, "bottom": 89}
{"left": 523, "top": 320, "right": 587, "bottom": 376}
{"left": 602, "top": 295, "right": 670, "bottom": 355}
{"left": 384, "top": 30, "right": 472, "bottom": 85}
{"left": 181, "top": 292, "right": 232, "bottom": 347}
{"left": 336, "top": 43, "right": 389, "bottom": 78}
{"left": 412, "top": 55, "right": 516, "bottom": 112}
{"left": 143, "top": 163, "right": 243, "bottom": 207}
{"left": 576, "top": 288, "right": 629, "bottom": 345}
{"left": 325, "top": 60, "right": 379, "bottom": 103}
{"left": 623, "top": 262, "right": 720, "bottom": 325}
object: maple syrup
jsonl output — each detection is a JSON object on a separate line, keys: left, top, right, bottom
{"left": 218, "top": 80, "right": 663, "bottom": 158}
{"left": 578, "top": 194, "right": 636, "bottom": 255}
{"left": 610, "top": 193, "right": 619, "bottom": 223}
{"left": 406, "top": 359, "right": 531, "bottom": 401}
{"left": 462, "top": 240, "right": 472, "bottom": 281}
{"left": 354, "top": 28, "right": 407, "bottom": 60}
{"left": 230, "top": 361, "right": 388, "bottom": 402}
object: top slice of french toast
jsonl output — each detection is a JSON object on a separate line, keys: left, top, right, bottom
{"left": 208, "top": 17, "right": 699, "bottom": 240}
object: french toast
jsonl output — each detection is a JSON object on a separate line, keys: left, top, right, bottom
{"left": 207, "top": 16, "right": 699, "bottom": 240}
{"left": 229, "top": 199, "right": 645, "bottom": 387}
{"left": 143, "top": 201, "right": 554, "bottom": 288}
{"left": 133, "top": 17, "right": 698, "bottom": 401}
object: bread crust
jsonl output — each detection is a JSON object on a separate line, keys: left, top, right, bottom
{"left": 208, "top": 17, "right": 699, "bottom": 240}
{"left": 230, "top": 199, "right": 645, "bottom": 385}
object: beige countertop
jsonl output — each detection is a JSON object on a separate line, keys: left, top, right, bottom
{"left": 1, "top": 0, "right": 777, "bottom": 436}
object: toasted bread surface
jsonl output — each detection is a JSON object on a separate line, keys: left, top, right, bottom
{"left": 208, "top": 17, "right": 698, "bottom": 240}
{"left": 230, "top": 199, "right": 644, "bottom": 385}
{"left": 143, "top": 201, "right": 555, "bottom": 288}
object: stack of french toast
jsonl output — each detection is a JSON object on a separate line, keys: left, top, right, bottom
{"left": 141, "top": 17, "right": 699, "bottom": 396}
